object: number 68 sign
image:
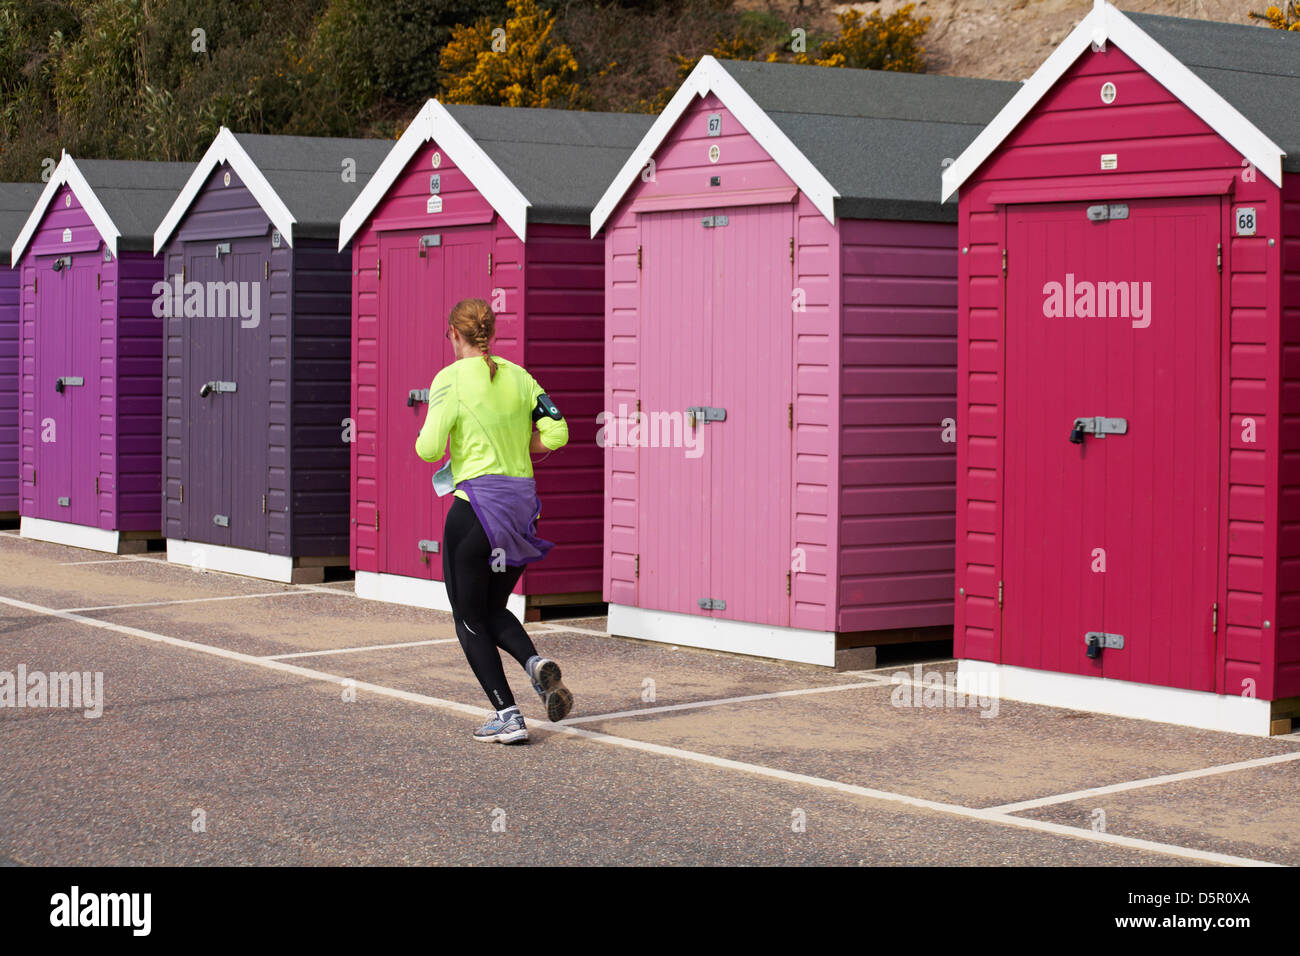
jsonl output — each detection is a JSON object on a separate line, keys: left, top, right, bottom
{"left": 1235, "top": 206, "right": 1257, "bottom": 237}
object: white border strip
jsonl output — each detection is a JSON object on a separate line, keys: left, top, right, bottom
{"left": 589, "top": 55, "right": 840, "bottom": 235}
{"left": 608, "top": 604, "right": 836, "bottom": 667}
{"left": 0, "top": 590, "right": 1276, "bottom": 867}
{"left": 11, "top": 153, "right": 120, "bottom": 265}
{"left": 166, "top": 539, "right": 295, "bottom": 584}
{"left": 153, "top": 128, "right": 298, "bottom": 252}
{"left": 263, "top": 638, "right": 459, "bottom": 660}
{"left": 337, "top": 99, "right": 532, "bottom": 249}
{"left": 355, "top": 570, "right": 526, "bottom": 622}
{"left": 64, "top": 590, "right": 336, "bottom": 613}
{"left": 941, "top": 0, "right": 1285, "bottom": 201}
{"left": 958, "top": 660, "right": 1277, "bottom": 737}
{"left": 20, "top": 517, "right": 122, "bottom": 555}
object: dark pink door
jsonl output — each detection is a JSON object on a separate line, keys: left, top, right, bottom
{"left": 33, "top": 252, "right": 99, "bottom": 525}
{"left": 377, "top": 227, "right": 491, "bottom": 580}
{"left": 1002, "top": 197, "right": 1221, "bottom": 690}
{"left": 637, "top": 205, "right": 793, "bottom": 625}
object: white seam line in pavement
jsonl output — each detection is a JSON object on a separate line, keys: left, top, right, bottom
{"left": 530, "top": 622, "right": 611, "bottom": 638}
{"left": 0, "top": 591, "right": 1278, "bottom": 868}
{"left": 62, "top": 590, "right": 345, "bottom": 613}
{"left": 59, "top": 558, "right": 146, "bottom": 566}
{"left": 262, "top": 638, "right": 460, "bottom": 660}
{"left": 988, "top": 751, "right": 1300, "bottom": 814}
{"left": 564, "top": 678, "right": 896, "bottom": 724}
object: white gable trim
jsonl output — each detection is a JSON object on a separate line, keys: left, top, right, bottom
{"left": 153, "top": 128, "right": 298, "bottom": 254}
{"left": 336, "top": 99, "right": 532, "bottom": 250}
{"left": 942, "top": 0, "right": 1286, "bottom": 203}
{"left": 10, "top": 153, "right": 120, "bottom": 266}
{"left": 589, "top": 55, "right": 840, "bottom": 236}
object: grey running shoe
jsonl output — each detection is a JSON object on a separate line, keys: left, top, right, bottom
{"left": 473, "top": 711, "right": 529, "bottom": 744}
{"left": 526, "top": 656, "right": 574, "bottom": 722}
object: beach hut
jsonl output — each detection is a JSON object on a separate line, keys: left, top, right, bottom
{"left": 11, "top": 157, "right": 193, "bottom": 553}
{"left": 338, "top": 101, "right": 652, "bottom": 618}
{"left": 941, "top": 2, "right": 1300, "bottom": 735}
{"left": 0, "top": 183, "right": 43, "bottom": 518}
{"left": 589, "top": 57, "right": 1018, "bottom": 667}
{"left": 152, "top": 131, "right": 392, "bottom": 582}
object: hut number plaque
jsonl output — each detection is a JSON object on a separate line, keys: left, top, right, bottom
{"left": 1235, "top": 208, "right": 1256, "bottom": 237}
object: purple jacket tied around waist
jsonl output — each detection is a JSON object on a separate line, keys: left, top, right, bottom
{"left": 459, "top": 475, "right": 554, "bottom": 566}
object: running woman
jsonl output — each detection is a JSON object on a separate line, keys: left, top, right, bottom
{"left": 415, "top": 297, "right": 575, "bottom": 744}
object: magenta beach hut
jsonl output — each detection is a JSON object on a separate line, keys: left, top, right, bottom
{"left": 338, "top": 101, "right": 651, "bottom": 618}
{"left": 11, "top": 156, "right": 193, "bottom": 553}
{"left": 152, "top": 130, "right": 391, "bottom": 582}
{"left": 0, "top": 183, "right": 43, "bottom": 518}
{"left": 943, "top": 3, "right": 1300, "bottom": 735}
{"left": 590, "top": 57, "right": 1017, "bottom": 667}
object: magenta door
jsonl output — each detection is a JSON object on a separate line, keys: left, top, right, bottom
{"left": 377, "top": 227, "right": 492, "bottom": 580}
{"left": 32, "top": 252, "right": 99, "bottom": 526}
{"left": 1002, "top": 197, "right": 1221, "bottom": 690}
{"left": 637, "top": 205, "right": 793, "bottom": 625}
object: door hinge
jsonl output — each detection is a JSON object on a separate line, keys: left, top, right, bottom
{"left": 637, "top": 245, "right": 642, "bottom": 271}
{"left": 377, "top": 258, "right": 381, "bottom": 281}
{"left": 262, "top": 493, "right": 267, "bottom": 514}
{"left": 96, "top": 273, "right": 100, "bottom": 290}
{"left": 32, "top": 468, "right": 36, "bottom": 487}
{"left": 374, "top": 509, "right": 380, "bottom": 531}
{"left": 1216, "top": 243, "right": 1222, "bottom": 274}
{"left": 264, "top": 260, "right": 269, "bottom": 280}
{"left": 488, "top": 252, "right": 493, "bottom": 275}
{"left": 1001, "top": 249, "right": 1007, "bottom": 274}
{"left": 789, "top": 236, "right": 794, "bottom": 263}
{"left": 1211, "top": 601, "right": 1218, "bottom": 633}
{"left": 181, "top": 265, "right": 185, "bottom": 283}
{"left": 33, "top": 276, "right": 37, "bottom": 293}
{"left": 786, "top": 570, "right": 791, "bottom": 595}
{"left": 997, "top": 580, "right": 1003, "bottom": 609}
{"left": 635, "top": 554, "right": 640, "bottom": 578}
{"left": 94, "top": 476, "right": 99, "bottom": 495}
{"left": 179, "top": 483, "right": 183, "bottom": 503}
{"left": 788, "top": 401, "right": 793, "bottom": 429}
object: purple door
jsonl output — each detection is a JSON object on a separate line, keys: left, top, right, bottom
{"left": 377, "top": 227, "right": 492, "bottom": 580}
{"left": 181, "top": 238, "right": 270, "bottom": 549}
{"left": 33, "top": 251, "right": 99, "bottom": 525}
{"left": 637, "top": 205, "right": 794, "bottom": 625}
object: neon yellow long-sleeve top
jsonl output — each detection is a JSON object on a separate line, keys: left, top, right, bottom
{"left": 415, "top": 356, "right": 568, "bottom": 501}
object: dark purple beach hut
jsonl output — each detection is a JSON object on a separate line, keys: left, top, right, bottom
{"left": 11, "top": 157, "right": 193, "bottom": 553}
{"left": 153, "top": 130, "right": 391, "bottom": 582}
{"left": 0, "top": 182, "right": 43, "bottom": 517}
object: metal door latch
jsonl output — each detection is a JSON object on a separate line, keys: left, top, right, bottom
{"left": 55, "top": 376, "right": 84, "bottom": 393}
{"left": 418, "top": 539, "right": 439, "bottom": 563}
{"left": 1086, "top": 203, "right": 1130, "bottom": 221}
{"left": 700, "top": 215, "right": 729, "bottom": 228}
{"left": 199, "top": 381, "right": 237, "bottom": 397}
{"left": 213, "top": 514, "right": 230, "bottom": 527}
{"left": 214, "top": 242, "right": 231, "bottom": 257}
{"left": 1085, "top": 631, "right": 1124, "bottom": 659}
{"left": 698, "top": 598, "right": 726, "bottom": 610}
{"left": 1070, "top": 416, "right": 1127, "bottom": 444}
{"left": 686, "top": 406, "right": 727, "bottom": 427}
{"left": 407, "top": 388, "right": 430, "bottom": 407}
{"left": 57, "top": 496, "right": 70, "bottom": 507}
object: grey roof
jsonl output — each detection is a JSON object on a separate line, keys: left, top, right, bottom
{"left": 1125, "top": 12, "right": 1300, "bottom": 172}
{"left": 230, "top": 133, "right": 395, "bottom": 237}
{"left": 0, "top": 183, "right": 43, "bottom": 252}
{"left": 716, "top": 59, "right": 1020, "bottom": 221}
{"left": 444, "top": 105, "right": 654, "bottom": 223}
{"left": 56, "top": 160, "right": 195, "bottom": 250}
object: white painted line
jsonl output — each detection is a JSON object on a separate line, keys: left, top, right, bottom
{"left": 564, "top": 677, "right": 895, "bottom": 725}
{"left": 0, "top": 591, "right": 1278, "bottom": 868}
{"left": 262, "top": 638, "right": 460, "bottom": 660}
{"left": 532, "top": 622, "right": 611, "bottom": 638}
{"left": 988, "top": 751, "right": 1300, "bottom": 814}
{"left": 64, "top": 590, "right": 343, "bottom": 613}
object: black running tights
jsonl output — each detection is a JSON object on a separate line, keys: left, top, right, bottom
{"left": 442, "top": 497, "right": 539, "bottom": 710}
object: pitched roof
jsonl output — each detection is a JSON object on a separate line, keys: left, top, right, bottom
{"left": 942, "top": 2, "right": 1295, "bottom": 202}
{"left": 591, "top": 56, "right": 1019, "bottom": 232}
{"left": 0, "top": 183, "right": 44, "bottom": 255}
{"left": 11, "top": 157, "right": 194, "bottom": 264}
{"left": 338, "top": 101, "right": 654, "bottom": 248}
{"left": 154, "top": 130, "right": 393, "bottom": 252}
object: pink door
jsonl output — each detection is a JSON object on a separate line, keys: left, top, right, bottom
{"left": 637, "top": 205, "right": 793, "bottom": 626}
{"left": 377, "top": 227, "right": 492, "bottom": 580}
{"left": 33, "top": 252, "right": 99, "bottom": 525}
{"left": 1002, "top": 197, "right": 1221, "bottom": 690}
